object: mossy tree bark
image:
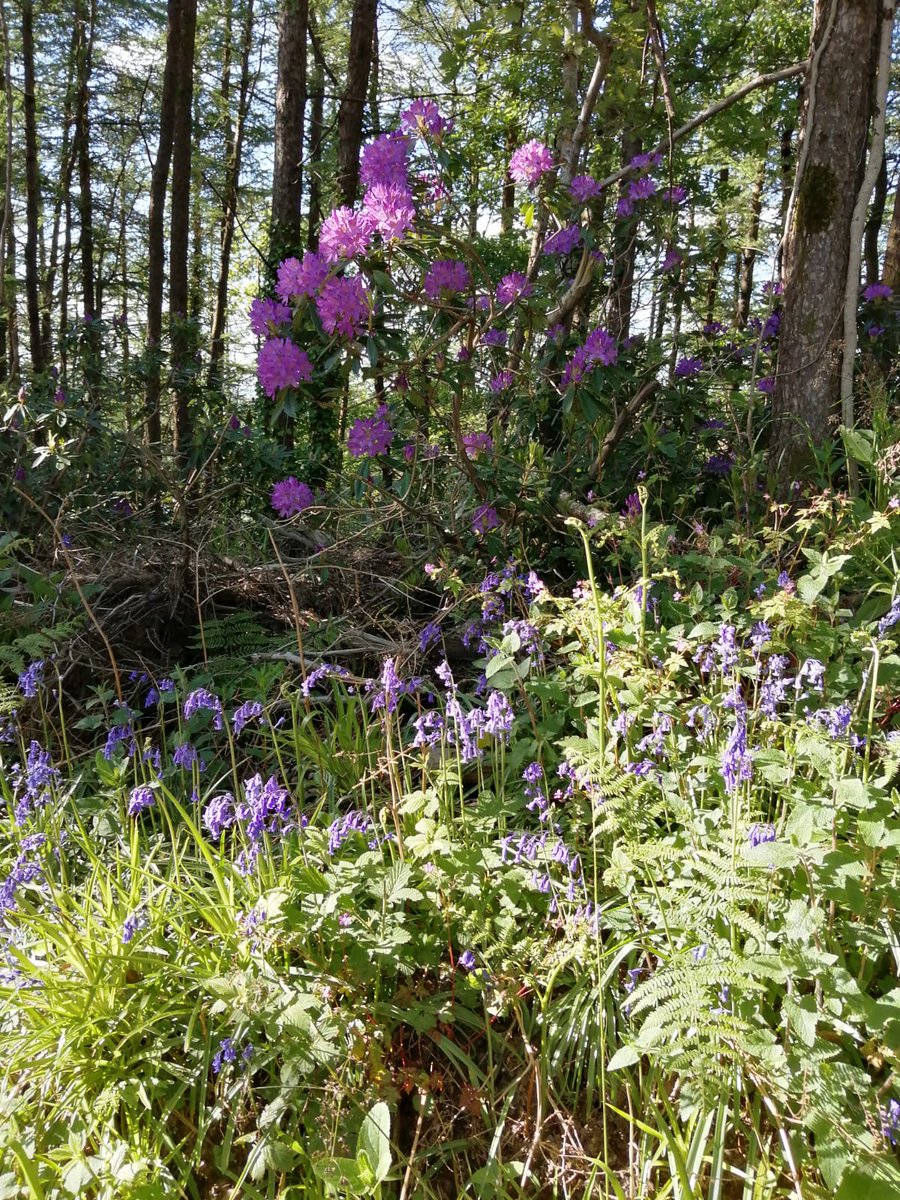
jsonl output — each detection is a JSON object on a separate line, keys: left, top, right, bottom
{"left": 769, "top": 0, "right": 881, "bottom": 488}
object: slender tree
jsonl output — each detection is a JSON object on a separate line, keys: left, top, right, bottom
{"left": 209, "top": 0, "right": 256, "bottom": 388}
{"left": 770, "top": 0, "right": 882, "bottom": 484}
{"left": 22, "top": 0, "right": 46, "bottom": 375}
{"left": 336, "top": 0, "right": 376, "bottom": 205}
{"left": 272, "top": 0, "right": 308, "bottom": 257}
{"left": 170, "top": 0, "right": 198, "bottom": 460}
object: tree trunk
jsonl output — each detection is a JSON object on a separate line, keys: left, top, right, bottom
{"left": 22, "top": 0, "right": 46, "bottom": 375}
{"left": 882, "top": 173, "right": 900, "bottom": 289}
{"left": 74, "top": 0, "right": 100, "bottom": 400}
{"left": 145, "top": 0, "right": 183, "bottom": 446}
{"left": 169, "top": 0, "right": 198, "bottom": 462}
{"left": 608, "top": 132, "right": 641, "bottom": 341}
{"left": 864, "top": 152, "right": 888, "bottom": 286}
{"left": 704, "top": 168, "right": 730, "bottom": 325}
{"left": 336, "top": 0, "right": 376, "bottom": 206}
{"left": 306, "top": 59, "right": 325, "bottom": 248}
{"left": 775, "top": 120, "right": 795, "bottom": 280}
{"left": 272, "top": 0, "right": 308, "bottom": 255}
{"left": 737, "top": 158, "right": 766, "bottom": 327}
{"left": 770, "top": 0, "right": 881, "bottom": 485}
{"left": 209, "top": 0, "right": 255, "bottom": 389}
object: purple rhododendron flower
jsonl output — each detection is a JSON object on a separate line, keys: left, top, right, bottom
{"left": 757, "top": 376, "right": 775, "bottom": 394}
{"left": 661, "top": 248, "right": 682, "bottom": 272}
{"left": 257, "top": 338, "right": 313, "bottom": 398}
{"left": 481, "top": 328, "right": 507, "bottom": 347}
{"left": 463, "top": 431, "right": 493, "bottom": 458}
{"left": 543, "top": 225, "right": 582, "bottom": 255}
{"left": 562, "top": 326, "right": 618, "bottom": 385}
{"left": 497, "top": 272, "right": 533, "bottom": 306}
{"left": 271, "top": 477, "right": 314, "bottom": 518}
{"left": 864, "top": 282, "right": 893, "bottom": 301}
{"left": 569, "top": 174, "right": 601, "bottom": 202}
{"left": 674, "top": 356, "right": 703, "bottom": 378}
{"left": 472, "top": 503, "right": 500, "bottom": 535}
{"left": 400, "top": 97, "right": 451, "bottom": 138}
{"left": 704, "top": 454, "right": 734, "bottom": 476}
{"left": 362, "top": 182, "right": 416, "bottom": 242}
{"left": 249, "top": 297, "right": 292, "bottom": 337}
{"left": 490, "top": 370, "right": 514, "bottom": 392}
{"left": 359, "top": 132, "right": 410, "bottom": 190}
{"left": 424, "top": 259, "right": 470, "bottom": 300}
{"left": 316, "top": 275, "right": 370, "bottom": 338}
{"left": 509, "top": 139, "right": 554, "bottom": 186}
{"left": 662, "top": 185, "right": 687, "bottom": 204}
{"left": 276, "top": 251, "right": 329, "bottom": 301}
{"left": 319, "top": 207, "right": 375, "bottom": 262}
{"left": 628, "top": 176, "right": 656, "bottom": 201}
{"left": 347, "top": 405, "right": 394, "bottom": 457}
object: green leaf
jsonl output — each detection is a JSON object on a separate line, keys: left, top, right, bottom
{"left": 783, "top": 996, "right": 817, "bottom": 1047}
{"left": 840, "top": 426, "right": 876, "bottom": 467}
{"left": 607, "top": 1045, "right": 641, "bottom": 1071}
{"left": 357, "top": 1101, "right": 392, "bottom": 1186}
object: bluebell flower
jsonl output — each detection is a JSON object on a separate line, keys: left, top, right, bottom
{"left": 0, "top": 835, "right": 45, "bottom": 915}
{"left": 722, "top": 704, "right": 753, "bottom": 794}
{"left": 122, "top": 908, "right": 147, "bottom": 944}
{"left": 232, "top": 700, "right": 265, "bottom": 734}
{"left": 412, "top": 709, "right": 445, "bottom": 749}
{"left": 749, "top": 621, "right": 771, "bottom": 653}
{"left": 212, "top": 1038, "right": 237, "bottom": 1074}
{"left": 103, "top": 722, "right": 135, "bottom": 760}
{"left": 204, "top": 792, "right": 235, "bottom": 839}
{"left": 183, "top": 687, "right": 223, "bottom": 730}
{"left": 882, "top": 1098, "right": 900, "bottom": 1145}
{"left": 172, "top": 741, "right": 202, "bottom": 770}
{"left": 457, "top": 950, "right": 476, "bottom": 970}
{"left": 10, "top": 740, "right": 59, "bottom": 824}
{"left": 747, "top": 822, "right": 776, "bottom": 848}
{"left": 483, "top": 691, "right": 514, "bottom": 740}
{"left": 419, "top": 621, "right": 441, "bottom": 652}
{"left": 236, "top": 774, "right": 292, "bottom": 843}
{"left": 17, "top": 660, "right": 45, "bottom": 698}
{"left": 328, "top": 810, "right": 372, "bottom": 855}
{"left": 878, "top": 597, "right": 900, "bottom": 639}
{"left": 127, "top": 786, "right": 156, "bottom": 817}
{"left": 300, "top": 663, "right": 350, "bottom": 697}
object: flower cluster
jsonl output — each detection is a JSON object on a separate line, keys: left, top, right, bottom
{"left": 562, "top": 326, "right": 618, "bottom": 386}
{"left": 271, "top": 476, "right": 315, "bottom": 518}
{"left": 347, "top": 405, "right": 394, "bottom": 457}
{"left": 257, "top": 338, "right": 313, "bottom": 398}
{"left": 509, "top": 139, "right": 555, "bottom": 186}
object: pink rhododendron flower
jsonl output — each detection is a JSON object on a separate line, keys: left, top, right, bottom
{"left": 257, "top": 338, "right": 313, "bottom": 397}
{"left": 271, "top": 477, "right": 314, "bottom": 518}
{"left": 509, "top": 139, "right": 554, "bottom": 186}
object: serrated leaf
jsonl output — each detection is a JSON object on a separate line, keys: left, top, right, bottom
{"left": 783, "top": 996, "right": 817, "bottom": 1047}
{"left": 607, "top": 1045, "right": 641, "bottom": 1071}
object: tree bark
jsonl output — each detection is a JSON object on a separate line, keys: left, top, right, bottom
{"left": 209, "top": 0, "right": 255, "bottom": 388}
{"left": 22, "top": 0, "right": 46, "bottom": 375}
{"left": 769, "top": 0, "right": 881, "bottom": 485}
{"left": 336, "top": 0, "right": 376, "bottom": 206}
{"left": 882, "top": 173, "right": 900, "bottom": 290}
{"left": 306, "top": 64, "right": 324, "bottom": 248}
{"left": 145, "top": 0, "right": 183, "bottom": 446}
{"left": 272, "top": 0, "right": 308, "bottom": 255}
{"left": 737, "top": 158, "right": 765, "bottom": 327}
{"left": 169, "top": 0, "right": 198, "bottom": 461}
{"left": 864, "top": 152, "right": 888, "bottom": 286}
{"left": 74, "top": 0, "right": 100, "bottom": 400}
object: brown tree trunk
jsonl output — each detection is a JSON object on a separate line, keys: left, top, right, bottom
{"left": 74, "top": 0, "right": 99, "bottom": 400}
{"left": 22, "top": 0, "right": 46, "bottom": 375}
{"left": 608, "top": 133, "right": 642, "bottom": 341}
{"left": 882, "top": 173, "right": 900, "bottom": 289}
{"left": 336, "top": 0, "right": 376, "bottom": 205}
{"left": 145, "top": 0, "right": 183, "bottom": 447}
{"left": 209, "top": 0, "right": 255, "bottom": 388}
{"left": 272, "top": 0, "right": 308, "bottom": 254}
{"left": 704, "top": 168, "right": 730, "bottom": 325}
{"left": 864, "top": 152, "right": 888, "bottom": 286}
{"left": 737, "top": 158, "right": 765, "bottom": 327}
{"left": 169, "top": 0, "right": 198, "bottom": 461}
{"left": 770, "top": 0, "right": 881, "bottom": 484}
{"left": 306, "top": 60, "right": 325, "bottom": 249}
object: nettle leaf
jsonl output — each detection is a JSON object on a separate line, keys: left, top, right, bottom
{"left": 370, "top": 862, "right": 422, "bottom": 905}
{"left": 783, "top": 996, "right": 818, "bottom": 1047}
